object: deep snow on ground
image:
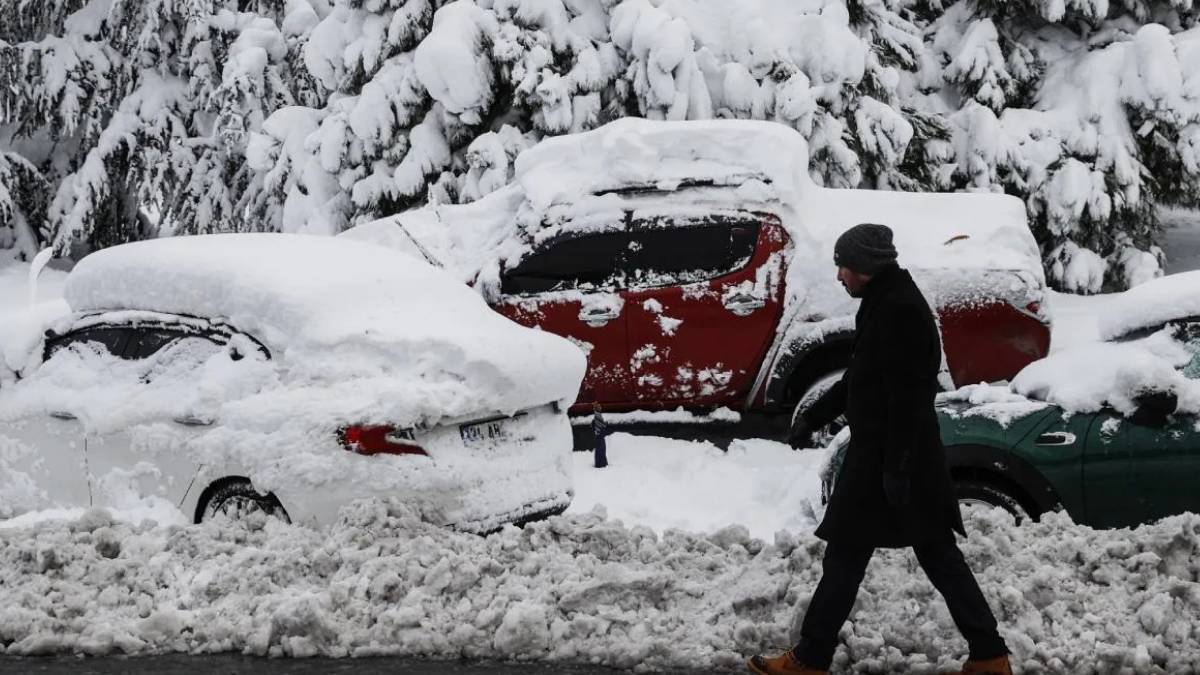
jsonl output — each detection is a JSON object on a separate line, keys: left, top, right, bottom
{"left": 2, "top": 500, "right": 1199, "bottom": 674}
{"left": 569, "top": 435, "right": 829, "bottom": 539}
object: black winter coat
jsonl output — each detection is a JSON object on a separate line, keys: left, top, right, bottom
{"left": 804, "top": 265, "right": 965, "bottom": 548}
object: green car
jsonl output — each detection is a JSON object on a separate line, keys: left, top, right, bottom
{"left": 822, "top": 319, "right": 1200, "bottom": 529}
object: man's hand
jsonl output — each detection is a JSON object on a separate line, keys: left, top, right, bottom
{"left": 788, "top": 418, "right": 814, "bottom": 449}
{"left": 882, "top": 472, "right": 911, "bottom": 507}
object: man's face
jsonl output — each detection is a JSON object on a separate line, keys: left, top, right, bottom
{"left": 837, "top": 266, "right": 871, "bottom": 298}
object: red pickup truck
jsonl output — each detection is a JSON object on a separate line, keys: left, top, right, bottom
{"left": 346, "top": 119, "right": 1052, "bottom": 443}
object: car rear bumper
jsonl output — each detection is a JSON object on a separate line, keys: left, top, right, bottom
{"left": 271, "top": 405, "right": 575, "bottom": 532}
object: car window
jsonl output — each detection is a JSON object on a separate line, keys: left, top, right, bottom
{"left": 45, "top": 326, "right": 131, "bottom": 361}
{"left": 625, "top": 218, "right": 758, "bottom": 288}
{"left": 141, "top": 335, "right": 225, "bottom": 383}
{"left": 123, "top": 327, "right": 207, "bottom": 360}
{"left": 501, "top": 230, "right": 631, "bottom": 294}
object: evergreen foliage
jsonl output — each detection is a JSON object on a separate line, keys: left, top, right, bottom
{"left": 3, "top": 0, "right": 1200, "bottom": 291}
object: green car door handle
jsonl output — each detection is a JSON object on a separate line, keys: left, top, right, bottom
{"left": 1036, "top": 432, "right": 1076, "bottom": 446}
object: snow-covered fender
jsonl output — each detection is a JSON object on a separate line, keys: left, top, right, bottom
{"left": 750, "top": 318, "right": 856, "bottom": 411}
{"left": 944, "top": 443, "right": 1066, "bottom": 517}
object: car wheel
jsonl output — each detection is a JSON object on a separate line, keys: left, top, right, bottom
{"left": 199, "top": 479, "right": 290, "bottom": 524}
{"left": 955, "top": 480, "right": 1029, "bottom": 523}
{"left": 790, "top": 368, "right": 847, "bottom": 448}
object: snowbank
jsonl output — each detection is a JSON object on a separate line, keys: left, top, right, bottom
{"left": 1, "top": 502, "right": 1198, "bottom": 673}
{"left": 568, "top": 435, "right": 828, "bottom": 539}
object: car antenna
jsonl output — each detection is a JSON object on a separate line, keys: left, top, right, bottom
{"left": 398, "top": 218, "right": 441, "bottom": 268}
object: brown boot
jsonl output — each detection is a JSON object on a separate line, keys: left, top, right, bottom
{"left": 746, "top": 651, "right": 828, "bottom": 675}
{"left": 957, "top": 654, "right": 1013, "bottom": 675}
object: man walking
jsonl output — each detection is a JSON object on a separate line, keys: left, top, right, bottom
{"left": 748, "top": 224, "right": 1012, "bottom": 675}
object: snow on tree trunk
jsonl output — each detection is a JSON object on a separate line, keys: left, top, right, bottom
{"left": 3, "top": 0, "right": 1200, "bottom": 291}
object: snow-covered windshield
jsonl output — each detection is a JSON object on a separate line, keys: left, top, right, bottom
{"left": 2, "top": 332, "right": 272, "bottom": 434}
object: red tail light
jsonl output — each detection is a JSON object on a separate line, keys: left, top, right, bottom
{"left": 1010, "top": 299, "right": 1050, "bottom": 324}
{"left": 338, "top": 425, "right": 427, "bottom": 456}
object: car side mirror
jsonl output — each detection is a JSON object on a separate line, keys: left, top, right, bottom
{"left": 1129, "top": 390, "right": 1178, "bottom": 427}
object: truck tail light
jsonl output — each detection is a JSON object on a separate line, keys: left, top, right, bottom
{"left": 338, "top": 425, "right": 427, "bottom": 456}
{"left": 1010, "top": 299, "right": 1050, "bottom": 324}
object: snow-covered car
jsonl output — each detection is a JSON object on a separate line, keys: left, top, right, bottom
{"left": 0, "top": 234, "right": 586, "bottom": 533}
{"left": 823, "top": 315, "right": 1200, "bottom": 529}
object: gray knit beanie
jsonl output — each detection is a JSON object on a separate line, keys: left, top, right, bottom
{"left": 833, "top": 223, "right": 898, "bottom": 274}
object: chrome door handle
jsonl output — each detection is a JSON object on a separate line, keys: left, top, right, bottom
{"left": 49, "top": 410, "right": 77, "bottom": 420}
{"left": 173, "top": 415, "right": 214, "bottom": 427}
{"left": 578, "top": 307, "right": 619, "bottom": 327}
{"left": 1036, "top": 432, "right": 1076, "bottom": 446}
{"left": 723, "top": 292, "right": 766, "bottom": 316}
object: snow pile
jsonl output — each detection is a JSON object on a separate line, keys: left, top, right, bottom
{"left": 1, "top": 502, "right": 1199, "bottom": 673}
{"left": 511, "top": 118, "right": 810, "bottom": 213}
{"left": 569, "top": 435, "right": 829, "bottom": 539}
{"left": 1012, "top": 329, "right": 1200, "bottom": 416}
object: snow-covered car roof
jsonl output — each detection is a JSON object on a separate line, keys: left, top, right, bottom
{"left": 1096, "top": 270, "right": 1200, "bottom": 341}
{"left": 59, "top": 233, "right": 586, "bottom": 413}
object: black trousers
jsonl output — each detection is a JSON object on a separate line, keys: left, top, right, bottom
{"left": 792, "top": 537, "right": 1008, "bottom": 669}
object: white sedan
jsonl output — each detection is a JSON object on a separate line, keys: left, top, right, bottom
{"left": 0, "top": 234, "right": 586, "bottom": 533}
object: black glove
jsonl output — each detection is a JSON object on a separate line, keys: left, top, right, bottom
{"left": 882, "top": 472, "right": 911, "bottom": 507}
{"left": 788, "top": 418, "right": 814, "bottom": 449}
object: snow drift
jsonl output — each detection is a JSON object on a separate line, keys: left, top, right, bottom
{"left": 0, "top": 503, "right": 1198, "bottom": 674}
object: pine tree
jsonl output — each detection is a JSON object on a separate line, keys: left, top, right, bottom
{"left": 5, "top": 0, "right": 1200, "bottom": 294}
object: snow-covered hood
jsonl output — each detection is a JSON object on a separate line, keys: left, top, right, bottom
{"left": 1010, "top": 329, "right": 1200, "bottom": 417}
{"left": 57, "top": 233, "right": 587, "bottom": 418}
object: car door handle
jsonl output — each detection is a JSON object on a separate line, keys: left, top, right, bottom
{"left": 723, "top": 292, "right": 766, "bottom": 316}
{"left": 578, "top": 307, "right": 619, "bottom": 327}
{"left": 173, "top": 415, "right": 214, "bottom": 427}
{"left": 49, "top": 410, "right": 77, "bottom": 420}
{"left": 1036, "top": 432, "right": 1076, "bottom": 446}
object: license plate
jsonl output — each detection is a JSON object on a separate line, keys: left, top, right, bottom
{"left": 460, "top": 418, "right": 509, "bottom": 446}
